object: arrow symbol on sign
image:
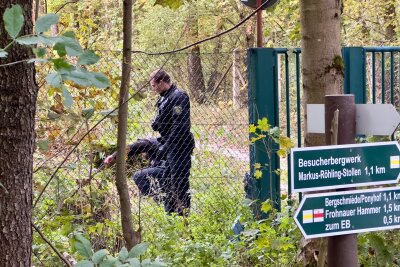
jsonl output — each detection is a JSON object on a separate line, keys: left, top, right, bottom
{"left": 307, "top": 104, "right": 400, "bottom": 136}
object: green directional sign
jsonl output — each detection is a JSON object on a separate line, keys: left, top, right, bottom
{"left": 295, "top": 187, "right": 400, "bottom": 238}
{"left": 291, "top": 141, "right": 400, "bottom": 193}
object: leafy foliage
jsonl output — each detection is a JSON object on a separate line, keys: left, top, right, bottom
{"left": 73, "top": 234, "right": 167, "bottom": 267}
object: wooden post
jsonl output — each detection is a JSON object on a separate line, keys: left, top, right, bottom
{"left": 325, "top": 95, "right": 358, "bottom": 267}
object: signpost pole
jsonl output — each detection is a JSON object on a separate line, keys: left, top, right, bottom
{"left": 325, "top": 95, "right": 357, "bottom": 267}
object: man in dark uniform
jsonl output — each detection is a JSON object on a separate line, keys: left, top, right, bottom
{"left": 103, "top": 138, "right": 165, "bottom": 199}
{"left": 150, "top": 69, "right": 195, "bottom": 216}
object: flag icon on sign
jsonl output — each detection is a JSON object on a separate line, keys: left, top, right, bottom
{"left": 391, "top": 156, "right": 400, "bottom": 168}
{"left": 303, "top": 210, "right": 313, "bottom": 223}
{"left": 313, "top": 209, "right": 324, "bottom": 222}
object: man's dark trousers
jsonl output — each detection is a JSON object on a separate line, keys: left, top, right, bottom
{"left": 161, "top": 148, "right": 192, "bottom": 216}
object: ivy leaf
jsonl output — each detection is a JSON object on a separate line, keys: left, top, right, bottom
{"left": 92, "top": 249, "right": 108, "bottom": 264}
{"left": 89, "top": 72, "right": 110, "bottom": 88}
{"left": 35, "top": 13, "right": 58, "bottom": 33}
{"left": 128, "top": 242, "right": 149, "bottom": 258}
{"left": 3, "top": 4, "right": 24, "bottom": 39}
{"left": 46, "top": 73, "right": 62, "bottom": 88}
{"left": 78, "top": 50, "right": 100, "bottom": 65}
{"left": 74, "top": 234, "right": 93, "bottom": 259}
{"left": 75, "top": 260, "right": 94, "bottom": 267}
{"left": 154, "top": 0, "right": 183, "bottom": 10}
{"left": 0, "top": 51, "right": 8, "bottom": 58}
{"left": 62, "top": 87, "right": 74, "bottom": 109}
{"left": 15, "top": 35, "right": 41, "bottom": 45}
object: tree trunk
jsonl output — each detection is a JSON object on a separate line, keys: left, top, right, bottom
{"left": 299, "top": 0, "right": 343, "bottom": 266}
{"left": 115, "top": 0, "right": 140, "bottom": 250}
{"left": 301, "top": 0, "right": 343, "bottom": 147}
{"left": 187, "top": 3, "right": 206, "bottom": 104}
{"left": 384, "top": 0, "right": 396, "bottom": 43}
{"left": 0, "top": 0, "right": 38, "bottom": 265}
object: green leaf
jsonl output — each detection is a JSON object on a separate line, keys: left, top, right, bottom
{"left": 92, "top": 249, "right": 108, "bottom": 264}
{"left": 118, "top": 247, "right": 128, "bottom": 261}
{"left": 63, "top": 69, "right": 91, "bottom": 86}
{"left": 74, "top": 234, "right": 93, "bottom": 259}
{"left": 0, "top": 51, "right": 8, "bottom": 58}
{"left": 46, "top": 73, "right": 62, "bottom": 88}
{"left": 82, "top": 108, "right": 95, "bottom": 119}
{"left": 53, "top": 42, "right": 67, "bottom": 57}
{"left": 51, "top": 58, "right": 73, "bottom": 72}
{"left": 3, "top": 4, "right": 24, "bottom": 39}
{"left": 128, "top": 242, "right": 149, "bottom": 258}
{"left": 257, "top": 118, "right": 270, "bottom": 132}
{"left": 89, "top": 72, "right": 110, "bottom": 88}
{"left": 126, "top": 258, "right": 141, "bottom": 267}
{"left": 37, "top": 140, "right": 49, "bottom": 152}
{"left": 78, "top": 50, "right": 100, "bottom": 65}
{"left": 63, "top": 31, "right": 76, "bottom": 39}
{"left": 99, "top": 256, "right": 119, "bottom": 267}
{"left": 154, "top": 0, "right": 184, "bottom": 10}
{"left": 75, "top": 260, "right": 94, "bottom": 267}
{"left": 146, "top": 261, "right": 167, "bottom": 267}
{"left": 62, "top": 87, "right": 74, "bottom": 108}
{"left": 62, "top": 36, "right": 83, "bottom": 56}
{"left": 47, "top": 111, "right": 61, "bottom": 120}
{"left": 16, "top": 35, "right": 41, "bottom": 45}
{"left": 35, "top": 13, "right": 59, "bottom": 33}
{"left": 33, "top": 47, "right": 46, "bottom": 57}
{"left": 37, "top": 35, "right": 64, "bottom": 45}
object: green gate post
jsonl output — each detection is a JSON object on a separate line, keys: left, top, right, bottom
{"left": 248, "top": 48, "right": 280, "bottom": 216}
{"left": 343, "top": 47, "right": 366, "bottom": 104}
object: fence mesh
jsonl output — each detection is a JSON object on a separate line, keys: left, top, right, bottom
{"left": 32, "top": 47, "right": 250, "bottom": 264}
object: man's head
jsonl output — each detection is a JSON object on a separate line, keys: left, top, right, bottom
{"left": 150, "top": 69, "right": 172, "bottom": 94}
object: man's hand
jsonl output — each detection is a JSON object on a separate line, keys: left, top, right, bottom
{"left": 104, "top": 154, "right": 116, "bottom": 166}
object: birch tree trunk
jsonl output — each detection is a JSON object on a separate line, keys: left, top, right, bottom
{"left": 0, "top": 0, "right": 38, "bottom": 265}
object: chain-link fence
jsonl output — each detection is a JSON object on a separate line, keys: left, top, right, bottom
{"left": 32, "top": 47, "right": 250, "bottom": 264}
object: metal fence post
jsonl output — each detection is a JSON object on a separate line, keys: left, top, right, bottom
{"left": 343, "top": 47, "right": 366, "bottom": 104}
{"left": 247, "top": 48, "right": 280, "bottom": 215}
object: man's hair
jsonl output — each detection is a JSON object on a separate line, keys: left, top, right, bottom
{"left": 151, "top": 69, "right": 171, "bottom": 84}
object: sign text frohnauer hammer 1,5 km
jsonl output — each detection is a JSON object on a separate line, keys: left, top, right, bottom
{"left": 294, "top": 187, "right": 400, "bottom": 239}
{"left": 291, "top": 141, "right": 400, "bottom": 193}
